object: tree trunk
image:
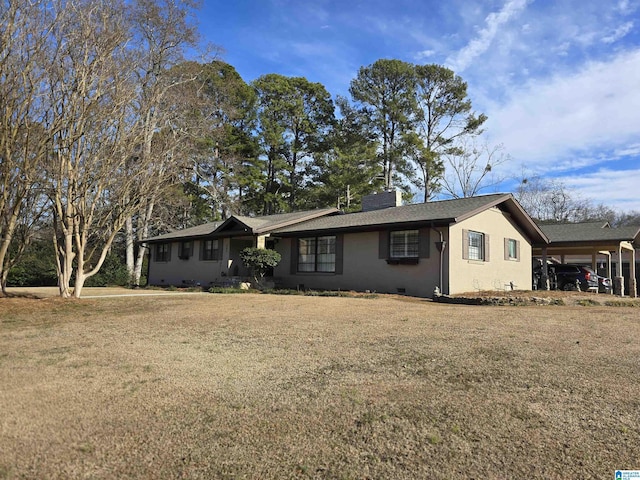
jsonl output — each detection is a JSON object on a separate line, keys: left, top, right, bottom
{"left": 125, "top": 214, "right": 135, "bottom": 286}
{"left": 0, "top": 200, "right": 21, "bottom": 295}
{"left": 55, "top": 229, "right": 75, "bottom": 299}
{"left": 132, "top": 199, "right": 155, "bottom": 287}
{"left": 1, "top": 267, "right": 8, "bottom": 296}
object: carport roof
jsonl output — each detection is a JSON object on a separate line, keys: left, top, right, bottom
{"left": 537, "top": 222, "right": 640, "bottom": 246}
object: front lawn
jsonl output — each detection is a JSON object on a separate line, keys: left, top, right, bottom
{"left": 0, "top": 294, "right": 638, "bottom": 479}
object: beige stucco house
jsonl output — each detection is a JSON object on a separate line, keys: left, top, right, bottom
{"left": 144, "top": 192, "right": 547, "bottom": 297}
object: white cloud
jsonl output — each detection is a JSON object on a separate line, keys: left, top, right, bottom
{"left": 614, "top": 143, "right": 640, "bottom": 157}
{"left": 484, "top": 48, "right": 640, "bottom": 171}
{"left": 616, "top": 0, "right": 637, "bottom": 14}
{"left": 563, "top": 168, "right": 640, "bottom": 211}
{"left": 415, "top": 49, "right": 436, "bottom": 60}
{"left": 602, "top": 21, "right": 634, "bottom": 43}
{"left": 445, "top": 0, "right": 531, "bottom": 72}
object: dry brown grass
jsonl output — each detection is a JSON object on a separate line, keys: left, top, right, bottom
{"left": 1, "top": 293, "right": 639, "bottom": 479}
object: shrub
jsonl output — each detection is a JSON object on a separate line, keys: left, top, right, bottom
{"left": 239, "top": 247, "right": 281, "bottom": 288}
{"left": 208, "top": 287, "right": 256, "bottom": 294}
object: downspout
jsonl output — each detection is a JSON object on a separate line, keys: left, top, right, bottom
{"left": 432, "top": 225, "right": 447, "bottom": 296}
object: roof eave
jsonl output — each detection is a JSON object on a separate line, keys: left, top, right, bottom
{"left": 273, "top": 218, "right": 455, "bottom": 237}
{"left": 455, "top": 194, "right": 549, "bottom": 244}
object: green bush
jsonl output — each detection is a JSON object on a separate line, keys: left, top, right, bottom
{"left": 239, "top": 247, "right": 281, "bottom": 287}
{"left": 84, "top": 252, "right": 130, "bottom": 287}
{"left": 6, "top": 240, "right": 57, "bottom": 287}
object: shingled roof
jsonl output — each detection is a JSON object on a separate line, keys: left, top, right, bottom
{"left": 143, "top": 221, "right": 222, "bottom": 243}
{"left": 143, "top": 208, "right": 339, "bottom": 243}
{"left": 142, "top": 195, "right": 554, "bottom": 245}
{"left": 214, "top": 208, "right": 339, "bottom": 236}
{"left": 539, "top": 222, "right": 640, "bottom": 245}
{"left": 273, "top": 193, "right": 548, "bottom": 244}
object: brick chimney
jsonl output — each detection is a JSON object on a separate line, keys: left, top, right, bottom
{"left": 361, "top": 190, "right": 402, "bottom": 212}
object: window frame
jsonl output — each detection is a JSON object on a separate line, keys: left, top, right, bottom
{"left": 468, "top": 230, "right": 485, "bottom": 261}
{"left": 155, "top": 242, "right": 170, "bottom": 262}
{"left": 462, "top": 229, "right": 491, "bottom": 264}
{"left": 505, "top": 238, "right": 520, "bottom": 261}
{"left": 178, "top": 240, "right": 193, "bottom": 260}
{"left": 389, "top": 229, "right": 420, "bottom": 259}
{"left": 297, "top": 235, "right": 336, "bottom": 273}
{"left": 201, "top": 239, "right": 220, "bottom": 261}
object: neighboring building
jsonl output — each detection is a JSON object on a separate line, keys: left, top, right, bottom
{"left": 143, "top": 192, "right": 547, "bottom": 297}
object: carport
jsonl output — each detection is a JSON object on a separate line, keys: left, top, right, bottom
{"left": 532, "top": 222, "right": 639, "bottom": 297}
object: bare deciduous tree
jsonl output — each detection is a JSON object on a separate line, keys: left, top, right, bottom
{"left": 514, "top": 174, "right": 614, "bottom": 224}
{"left": 440, "top": 140, "right": 509, "bottom": 199}
{"left": 45, "top": 0, "right": 146, "bottom": 297}
{"left": 124, "top": 0, "right": 208, "bottom": 288}
{"left": 0, "top": 1, "right": 52, "bottom": 295}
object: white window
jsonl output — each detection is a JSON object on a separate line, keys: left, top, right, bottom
{"left": 390, "top": 230, "right": 419, "bottom": 258}
{"left": 468, "top": 231, "right": 484, "bottom": 261}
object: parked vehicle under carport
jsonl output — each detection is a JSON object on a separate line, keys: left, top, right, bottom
{"left": 533, "top": 263, "right": 600, "bottom": 292}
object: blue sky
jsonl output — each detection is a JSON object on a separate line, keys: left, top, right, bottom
{"left": 198, "top": 0, "right": 640, "bottom": 212}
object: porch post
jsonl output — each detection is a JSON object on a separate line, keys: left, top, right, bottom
{"left": 615, "top": 244, "right": 625, "bottom": 297}
{"left": 605, "top": 252, "right": 613, "bottom": 295}
{"left": 591, "top": 252, "right": 597, "bottom": 271}
{"left": 223, "top": 237, "right": 232, "bottom": 275}
{"left": 630, "top": 248, "right": 637, "bottom": 298}
{"left": 255, "top": 234, "right": 267, "bottom": 249}
{"left": 542, "top": 247, "right": 549, "bottom": 290}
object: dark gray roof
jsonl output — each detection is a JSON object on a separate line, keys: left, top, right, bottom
{"left": 539, "top": 222, "right": 640, "bottom": 244}
{"left": 229, "top": 208, "right": 338, "bottom": 234}
{"left": 274, "top": 193, "right": 548, "bottom": 244}
{"left": 142, "top": 195, "right": 554, "bottom": 245}
{"left": 141, "top": 208, "right": 339, "bottom": 243}
{"left": 143, "top": 221, "right": 221, "bottom": 243}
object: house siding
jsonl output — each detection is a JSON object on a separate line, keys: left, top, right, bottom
{"left": 448, "top": 207, "right": 532, "bottom": 294}
{"left": 147, "top": 239, "right": 223, "bottom": 286}
{"left": 274, "top": 230, "right": 442, "bottom": 297}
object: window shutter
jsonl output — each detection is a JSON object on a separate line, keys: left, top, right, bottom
{"left": 504, "top": 238, "right": 510, "bottom": 261}
{"left": 166, "top": 243, "right": 172, "bottom": 262}
{"left": 335, "top": 235, "right": 344, "bottom": 275}
{"left": 199, "top": 240, "right": 204, "bottom": 261}
{"left": 484, "top": 234, "right": 490, "bottom": 262}
{"left": 290, "top": 238, "right": 299, "bottom": 274}
{"left": 378, "top": 231, "right": 389, "bottom": 259}
{"left": 418, "top": 228, "right": 430, "bottom": 258}
{"left": 215, "top": 239, "right": 222, "bottom": 261}
{"left": 462, "top": 229, "right": 469, "bottom": 260}
{"left": 516, "top": 240, "right": 520, "bottom": 262}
